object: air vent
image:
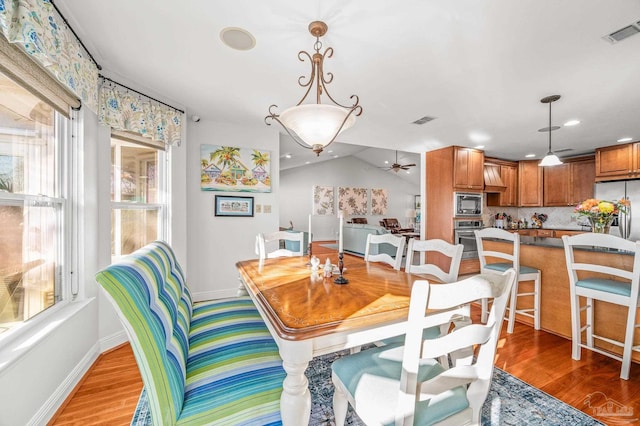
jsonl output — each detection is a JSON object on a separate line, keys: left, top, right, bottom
{"left": 603, "top": 21, "right": 640, "bottom": 44}
{"left": 412, "top": 116, "right": 436, "bottom": 125}
{"left": 554, "top": 148, "right": 573, "bottom": 153}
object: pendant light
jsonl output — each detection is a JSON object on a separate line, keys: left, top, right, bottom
{"left": 538, "top": 95, "right": 563, "bottom": 167}
{"left": 265, "top": 21, "right": 363, "bottom": 156}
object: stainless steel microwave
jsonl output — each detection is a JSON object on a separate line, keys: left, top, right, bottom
{"left": 454, "top": 192, "right": 483, "bottom": 217}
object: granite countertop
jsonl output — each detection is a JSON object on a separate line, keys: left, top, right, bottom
{"left": 515, "top": 235, "right": 634, "bottom": 255}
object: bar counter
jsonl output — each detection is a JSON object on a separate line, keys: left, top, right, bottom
{"left": 483, "top": 236, "right": 639, "bottom": 362}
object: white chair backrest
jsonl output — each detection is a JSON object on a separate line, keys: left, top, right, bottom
{"left": 405, "top": 238, "right": 464, "bottom": 282}
{"left": 475, "top": 227, "right": 520, "bottom": 272}
{"left": 562, "top": 233, "right": 640, "bottom": 291}
{"left": 398, "top": 269, "right": 517, "bottom": 424}
{"left": 364, "top": 233, "right": 405, "bottom": 270}
{"left": 256, "top": 231, "right": 304, "bottom": 260}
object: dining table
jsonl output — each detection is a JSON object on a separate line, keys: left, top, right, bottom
{"left": 236, "top": 254, "right": 439, "bottom": 425}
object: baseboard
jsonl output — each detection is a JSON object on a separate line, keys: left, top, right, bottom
{"left": 29, "top": 341, "right": 101, "bottom": 426}
{"left": 192, "top": 288, "right": 238, "bottom": 302}
{"left": 99, "top": 329, "right": 128, "bottom": 352}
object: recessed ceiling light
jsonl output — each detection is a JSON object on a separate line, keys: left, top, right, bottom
{"left": 284, "top": 153, "right": 292, "bottom": 159}
{"left": 220, "top": 27, "right": 256, "bottom": 51}
{"left": 525, "top": 154, "right": 536, "bottom": 158}
{"left": 475, "top": 145, "right": 485, "bottom": 149}
{"left": 327, "top": 150, "right": 334, "bottom": 154}
{"left": 618, "top": 137, "right": 633, "bottom": 143}
{"left": 333, "top": 155, "right": 339, "bottom": 158}
{"left": 564, "top": 120, "right": 580, "bottom": 126}
{"left": 406, "top": 170, "right": 411, "bottom": 174}
{"left": 305, "top": 161, "right": 310, "bottom": 164}
{"left": 384, "top": 160, "right": 389, "bottom": 164}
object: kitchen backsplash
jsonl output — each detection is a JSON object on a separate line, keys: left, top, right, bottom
{"left": 483, "top": 205, "right": 590, "bottom": 230}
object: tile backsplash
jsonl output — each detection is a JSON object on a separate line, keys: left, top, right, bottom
{"left": 484, "top": 205, "right": 590, "bottom": 230}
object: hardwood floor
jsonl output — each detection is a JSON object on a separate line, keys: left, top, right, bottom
{"left": 50, "top": 307, "right": 640, "bottom": 425}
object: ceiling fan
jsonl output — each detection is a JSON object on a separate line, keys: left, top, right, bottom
{"left": 382, "top": 150, "right": 416, "bottom": 172}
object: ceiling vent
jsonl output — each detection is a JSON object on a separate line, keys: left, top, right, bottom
{"left": 554, "top": 148, "right": 573, "bottom": 153}
{"left": 412, "top": 116, "right": 436, "bottom": 125}
{"left": 603, "top": 22, "right": 640, "bottom": 44}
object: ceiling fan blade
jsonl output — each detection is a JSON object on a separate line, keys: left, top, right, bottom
{"left": 403, "top": 163, "right": 417, "bottom": 168}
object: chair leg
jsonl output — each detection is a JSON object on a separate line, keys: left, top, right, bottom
{"left": 533, "top": 273, "right": 541, "bottom": 330}
{"left": 332, "top": 381, "right": 349, "bottom": 426}
{"left": 570, "top": 293, "right": 582, "bottom": 361}
{"left": 481, "top": 298, "right": 489, "bottom": 323}
{"left": 620, "top": 305, "right": 638, "bottom": 380}
{"left": 585, "top": 297, "right": 594, "bottom": 349}
{"left": 506, "top": 280, "right": 519, "bottom": 334}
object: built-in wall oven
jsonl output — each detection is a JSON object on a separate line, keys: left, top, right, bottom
{"left": 454, "top": 220, "right": 484, "bottom": 259}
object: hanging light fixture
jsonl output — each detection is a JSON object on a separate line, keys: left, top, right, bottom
{"left": 538, "top": 95, "right": 563, "bottom": 167}
{"left": 265, "top": 21, "right": 363, "bottom": 156}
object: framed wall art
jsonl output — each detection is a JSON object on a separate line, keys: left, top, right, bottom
{"left": 214, "top": 195, "right": 254, "bottom": 217}
{"left": 312, "top": 185, "right": 335, "bottom": 215}
{"left": 371, "top": 188, "right": 388, "bottom": 215}
{"left": 201, "top": 145, "right": 272, "bottom": 193}
{"left": 338, "top": 187, "right": 368, "bottom": 215}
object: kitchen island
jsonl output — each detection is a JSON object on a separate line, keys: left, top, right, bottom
{"left": 483, "top": 236, "right": 639, "bottom": 362}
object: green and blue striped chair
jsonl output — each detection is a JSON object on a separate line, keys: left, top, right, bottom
{"left": 96, "top": 241, "right": 285, "bottom": 425}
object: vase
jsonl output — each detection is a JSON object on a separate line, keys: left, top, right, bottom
{"left": 588, "top": 216, "right": 613, "bottom": 234}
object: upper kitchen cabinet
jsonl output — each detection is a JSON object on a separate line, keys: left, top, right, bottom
{"left": 595, "top": 142, "right": 640, "bottom": 181}
{"left": 543, "top": 156, "right": 595, "bottom": 206}
{"left": 453, "top": 147, "right": 484, "bottom": 191}
{"left": 485, "top": 158, "right": 518, "bottom": 207}
{"left": 518, "top": 160, "right": 543, "bottom": 206}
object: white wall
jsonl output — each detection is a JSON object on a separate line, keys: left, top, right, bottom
{"left": 186, "top": 120, "right": 279, "bottom": 300}
{"left": 280, "top": 155, "right": 420, "bottom": 241}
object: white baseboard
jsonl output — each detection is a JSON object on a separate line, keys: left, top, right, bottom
{"left": 99, "top": 329, "right": 128, "bottom": 352}
{"left": 192, "top": 288, "right": 238, "bottom": 302}
{"left": 29, "top": 342, "right": 101, "bottom": 426}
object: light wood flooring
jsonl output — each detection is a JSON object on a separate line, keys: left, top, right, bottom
{"left": 50, "top": 242, "right": 640, "bottom": 425}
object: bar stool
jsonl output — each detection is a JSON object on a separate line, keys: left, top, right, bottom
{"left": 475, "top": 228, "right": 541, "bottom": 334}
{"left": 562, "top": 233, "right": 640, "bottom": 380}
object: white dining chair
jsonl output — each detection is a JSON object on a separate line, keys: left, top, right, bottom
{"left": 331, "top": 269, "right": 517, "bottom": 426}
{"left": 255, "top": 231, "right": 304, "bottom": 260}
{"left": 475, "top": 227, "right": 541, "bottom": 334}
{"left": 364, "top": 233, "right": 406, "bottom": 270}
{"left": 562, "top": 233, "right": 640, "bottom": 380}
{"left": 405, "top": 238, "right": 464, "bottom": 283}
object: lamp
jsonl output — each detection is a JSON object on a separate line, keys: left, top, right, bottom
{"left": 265, "top": 21, "right": 363, "bottom": 156}
{"left": 538, "top": 95, "right": 563, "bottom": 167}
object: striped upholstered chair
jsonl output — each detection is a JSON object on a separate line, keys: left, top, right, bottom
{"left": 96, "top": 241, "right": 285, "bottom": 425}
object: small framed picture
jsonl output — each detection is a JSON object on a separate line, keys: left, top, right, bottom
{"left": 214, "top": 195, "right": 254, "bottom": 217}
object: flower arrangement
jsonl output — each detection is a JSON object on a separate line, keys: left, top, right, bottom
{"left": 574, "top": 198, "right": 629, "bottom": 232}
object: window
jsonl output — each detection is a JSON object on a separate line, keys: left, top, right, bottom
{"left": 0, "top": 69, "right": 68, "bottom": 334}
{"left": 111, "top": 136, "right": 167, "bottom": 258}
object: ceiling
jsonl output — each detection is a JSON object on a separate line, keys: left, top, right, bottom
{"left": 56, "top": 0, "right": 640, "bottom": 180}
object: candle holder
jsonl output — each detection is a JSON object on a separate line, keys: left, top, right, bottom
{"left": 333, "top": 252, "right": 348, "bottom": 284}
{"left": 305, "top": 241, "right": 313, "bottom": 266}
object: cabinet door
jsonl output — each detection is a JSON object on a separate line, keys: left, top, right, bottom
{"left": 518, "top": 160, "right": 543, "bottom": 206}
{"left": 543, "top": 164, "right": 570, "bottom": 206}
{"left": 569, "top": 158, "right": 595, "bottom": 204}
{"left": 501, "top": 165, "right": 518, "bottom": 206}
{"left": 634, "top": 143, "right": 640, "bottom": 175}
{"left": 595, "top": 144, "right": 633, "bottom": 178}
{"left": 454, "top": 147, "right": 484, "bottom": 190}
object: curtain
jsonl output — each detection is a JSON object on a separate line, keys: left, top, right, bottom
{"left": 99, "top": 82, "right": 183, "bottom": 146}
{"left": 0, "top": 0, "right": 99, "bottom": 112}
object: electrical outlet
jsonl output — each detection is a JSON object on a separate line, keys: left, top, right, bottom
{"left": 264, "top": 205, "right": 272, "bottom": 213}
{"left": 255, "top": 204, "right": 262, "bottom": 213}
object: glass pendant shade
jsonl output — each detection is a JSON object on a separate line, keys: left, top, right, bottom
{"left": 279, "top": 104, "right": 356, "bottom": 150}
{"left": 539, "top": 152, "right": 563, "bottom": 166}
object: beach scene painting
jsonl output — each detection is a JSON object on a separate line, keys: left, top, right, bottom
{"left": 200, "top": 145, "right": 272, "bottom": 192}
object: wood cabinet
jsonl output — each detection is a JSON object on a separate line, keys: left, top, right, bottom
{"left": 595, "top": 142, "right": 640, "bottom": 181}
{"left": 453, "top": 147, "right": 484, "bottom": 190}
{"left": 543, "top": 156, "right": 595, "bottom": 206}
{"left": 486, "top": 158, "right": 518, "bottom": 207}
{"left": 553, "top": 229, "right": 585, "bottom": 238}
{"left": 518, "top": 160, "right": 543, "bottom": 207}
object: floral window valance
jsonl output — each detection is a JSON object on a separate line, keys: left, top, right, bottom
{"left": 99, "top": 82, "right": 183, "bottom": 146}
{"left": 0, "top": 0, "right": 99, "bottom": 112}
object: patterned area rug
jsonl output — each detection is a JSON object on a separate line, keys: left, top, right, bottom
{"left": 131, "top": 349, "right": 603, "bottom": 425}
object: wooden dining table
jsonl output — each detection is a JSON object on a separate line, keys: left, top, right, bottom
{"left": 236, "top": 254, "right": 435, "bottom": 425}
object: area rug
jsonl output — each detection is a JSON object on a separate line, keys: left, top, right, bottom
{"left": 131, "top": 349, "right": 603, "bottom": 425}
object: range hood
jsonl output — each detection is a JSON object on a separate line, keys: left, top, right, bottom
{"left": 484, "top": 163, "right": 506, "bottom": 193}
